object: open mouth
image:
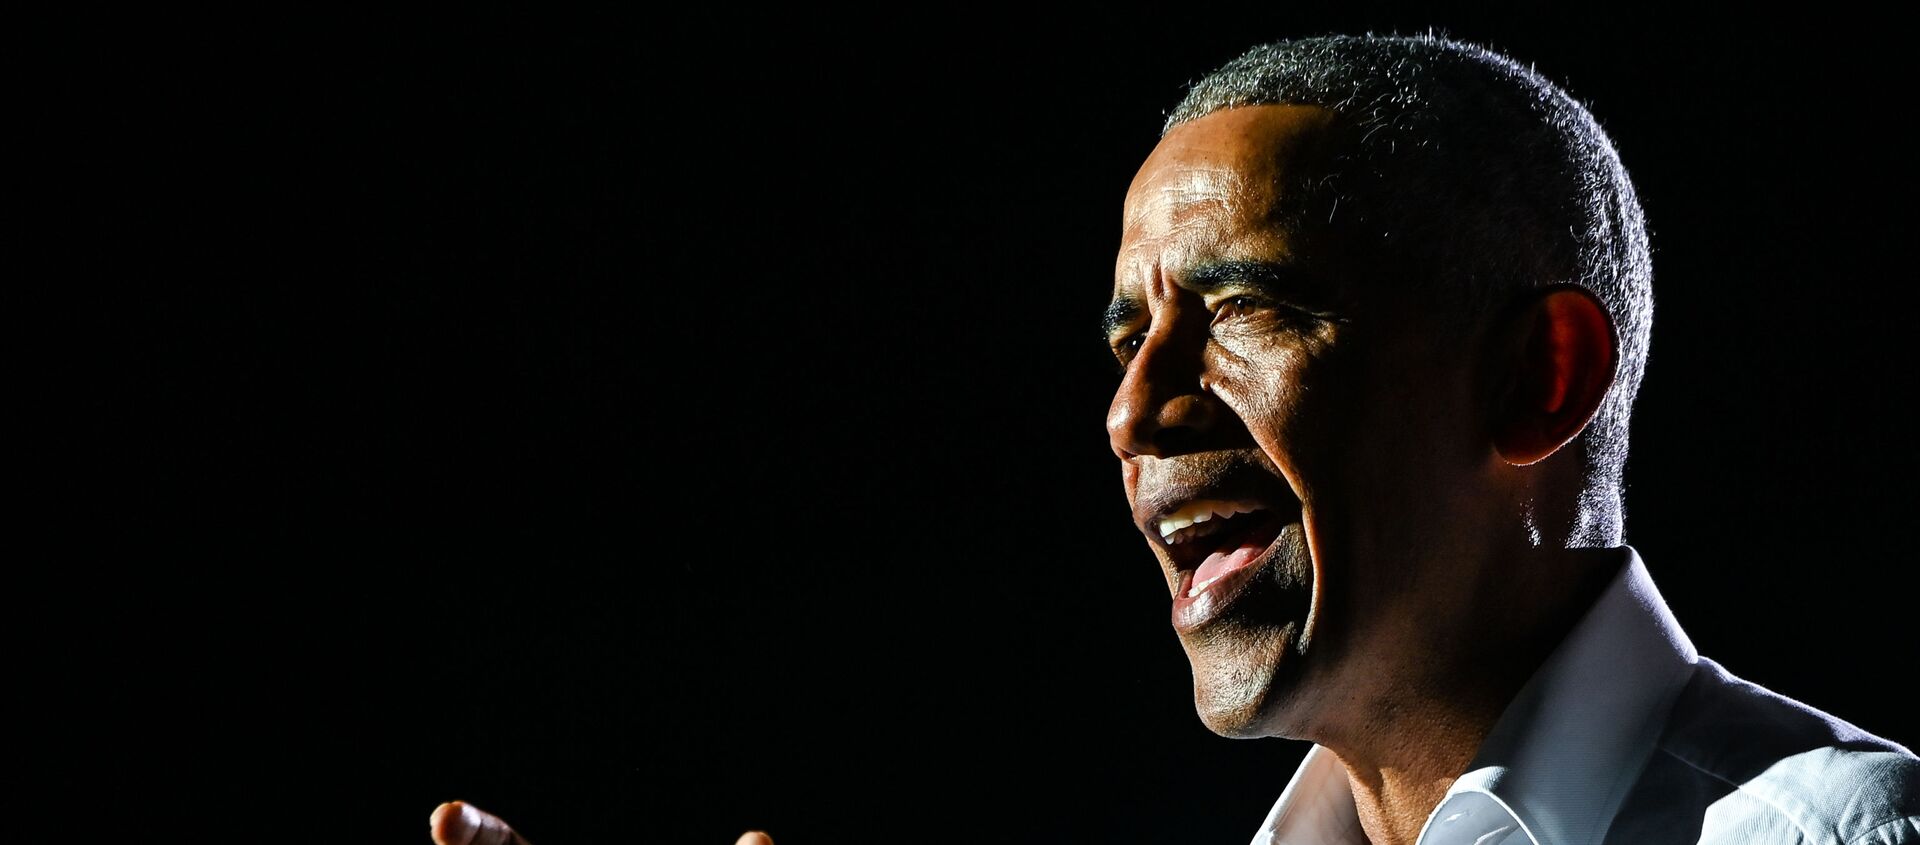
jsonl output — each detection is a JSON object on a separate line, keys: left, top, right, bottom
{"left": 1153, "top": 499, "right": 1290, "bottom": 602}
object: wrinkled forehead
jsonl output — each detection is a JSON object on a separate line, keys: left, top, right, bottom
{"left": 1118, "top": 105, "right": 1339, "bottom": 280}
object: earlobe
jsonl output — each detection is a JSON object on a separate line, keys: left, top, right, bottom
{"left": 1493, "top": 286, "right": 1618, "bottom": 466}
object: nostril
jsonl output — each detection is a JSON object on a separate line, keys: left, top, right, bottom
{"left": 1157, "top": 392, "right": 1218, "bottom": 433}
{"left": 1110, "top": 388, "right": 1221, "bottom": 459}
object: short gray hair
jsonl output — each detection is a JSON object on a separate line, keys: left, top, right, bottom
{"left": 1169, "top": 34, "right": 1652, "bottom": 545}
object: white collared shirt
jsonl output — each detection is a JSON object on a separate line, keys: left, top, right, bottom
{"left": 1251, "top": 547, "right": 1920, "bottom": 845}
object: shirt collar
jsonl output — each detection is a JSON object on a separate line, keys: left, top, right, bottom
{"left": 1253, "top": 546, "right": 1699, "bottom": 845}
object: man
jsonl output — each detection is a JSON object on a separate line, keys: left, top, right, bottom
{"left": 1099, "top": 34, "right": 1917, "bottom": 844}
{"left": 430, "top": 34, "right": 1917, "bottom": 845}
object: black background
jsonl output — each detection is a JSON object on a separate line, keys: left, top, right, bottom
{"left": 34, "top": 6, "right": 1919, "bottom": 844}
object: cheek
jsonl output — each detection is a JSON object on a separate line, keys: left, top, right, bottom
{"left": 1211, "top": 345, "right": 1325, "bottom": 466}
{"left": 1306, "top": 355, "right": 1475, "bottom": 546}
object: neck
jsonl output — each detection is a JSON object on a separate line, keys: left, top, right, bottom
{"left": 1317, "top": 545, "right": 1624, "bottom": 845}
{"left": 1334, "top": 731, "right": 1486, "bottom": 845}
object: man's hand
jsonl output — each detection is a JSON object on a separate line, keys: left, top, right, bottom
{"left": 427, "top": 800, "right": 775, "bottom": 845}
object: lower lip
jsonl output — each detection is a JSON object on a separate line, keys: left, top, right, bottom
{"left": 1170, "top": 534, "right": 1282, "bottom": 634}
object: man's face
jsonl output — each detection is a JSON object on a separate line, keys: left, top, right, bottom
{"left": 1106, "top": 105, "right": 1489, "bottom": 738}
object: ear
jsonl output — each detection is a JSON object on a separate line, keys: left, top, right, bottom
{"left": 1492, "top": 285, "right": 1618, "bottom": 466}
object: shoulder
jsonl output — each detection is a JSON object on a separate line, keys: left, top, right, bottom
{"left": 1608, "top": 657, "right": 1919, "bottom": 845}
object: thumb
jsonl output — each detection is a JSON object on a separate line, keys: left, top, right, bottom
{"left": 431, "top": 801, "right": 531, "bottom": 845}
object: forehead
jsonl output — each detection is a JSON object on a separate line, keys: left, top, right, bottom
{"left": 1118, "top": 105, "right": 1337, "bottom": 287}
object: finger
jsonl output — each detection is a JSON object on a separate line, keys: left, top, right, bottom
{"left": 431, "top": 801, "right": 532, "bottom": 845}
{"left": 735, "top": 832, "right": 774, "bottom": 845}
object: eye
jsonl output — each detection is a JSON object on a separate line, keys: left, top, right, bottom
{"left": 1212, "top": 295, "right": 1266, "bottom": 321}
{"left": 1111, "top": 333, "right": 1145, "bottom": 368}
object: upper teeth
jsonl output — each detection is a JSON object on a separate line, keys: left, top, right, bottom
{"left": 1157, "top": 500, "right": 1260, "bottom": 542}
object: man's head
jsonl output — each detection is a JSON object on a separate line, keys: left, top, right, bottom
{"left": 1104, "top": 35, "right": 1650, "bottom": 740}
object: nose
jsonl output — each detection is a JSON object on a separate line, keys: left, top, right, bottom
{"left": 1107, "top": 330, "right": 1221, "bottom": 460}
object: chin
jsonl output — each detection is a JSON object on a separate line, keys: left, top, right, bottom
{"left": 1184, "top": 620, "right": 1307, "bottom": 738}
{"left": 1195, "top": 691, "right": 1277, "bottom": 738}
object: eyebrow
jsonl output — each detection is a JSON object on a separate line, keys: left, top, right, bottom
{"left": 1101, "top": 259, "right": 1311, "bottom": 341}
{"left": 1185, "top": 259, "right": 1308, "bottom": 296}
{"left": 1101, "top": 297, "right": 1143, "bottom": 342}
